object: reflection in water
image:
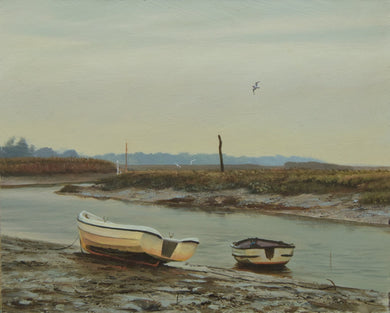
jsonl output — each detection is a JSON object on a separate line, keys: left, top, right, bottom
{"left": 1, "top": 186, "right": 390, "bottom": 292}
{"left": 233, "top": 263, "right": 293, "bottom": 279}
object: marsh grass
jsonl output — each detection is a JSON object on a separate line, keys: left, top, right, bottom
{"left": 359, "top": 191, "right": 390, "bottom": 205}
{"left": 2, "top": 158, "right": 389, "bottom": 205}
{"left": 100, "top": 168, "right": 390, "bottom": 205}
{"left": 0, "top": 157, "right": 116, "bottom": 176}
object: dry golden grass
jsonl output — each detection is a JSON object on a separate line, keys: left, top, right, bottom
{"left": 100, "top": 168, "right": 390, "bottom": 204}
{"left": 2, "top": 159, "right": 389, "bottom": 204}
{"left": 0, "top": 157, "right": 116, "bottom": 176}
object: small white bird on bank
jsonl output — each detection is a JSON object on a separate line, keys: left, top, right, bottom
{"left": 252, "top": 81, "right": 261, "bottom": 94}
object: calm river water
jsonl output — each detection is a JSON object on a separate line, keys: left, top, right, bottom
{"left": 1, "top": 186, "right": 389, "bottom": 293}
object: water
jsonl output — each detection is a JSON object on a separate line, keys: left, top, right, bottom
{"left": 1, "top": 186, "right": 389, "bottom": 293}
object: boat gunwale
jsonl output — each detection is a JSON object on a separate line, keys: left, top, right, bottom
{"left": 231, "top": 237, "right": 295, "bottom": 249}
{"left": 77, "top": 216, "right": 165, "bottom": 239}
{"left": 77, "top": 212, "right": 200, "bottom": 244}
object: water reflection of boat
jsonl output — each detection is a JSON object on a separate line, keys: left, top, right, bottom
{"left": 231, "top": 237, "right": 295, "bottom": 267}
{"left": 233, "top": 263, "right": 293, "bottom": 278}
{"left": 77, "top": 211, "right": 199, "bottom": 266}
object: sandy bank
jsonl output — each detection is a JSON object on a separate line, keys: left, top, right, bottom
{"left": 2, "top": 236, "right": 388, "bottom": 313}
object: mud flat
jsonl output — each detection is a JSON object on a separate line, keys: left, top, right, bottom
{"left": 68, "top": 186, "right": 390, "bottom": 226}
{"left": 2, "top": 236, "right": 388, "bottom": 313}
{"left": 2, "top": 174, "right": 390, "bottom": 226}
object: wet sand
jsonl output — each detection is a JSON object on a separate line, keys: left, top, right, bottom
{"left": 2, "top": 236, "right": 388, "bottom": 313}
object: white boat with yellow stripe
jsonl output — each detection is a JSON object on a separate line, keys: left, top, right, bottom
{"left": 231, "top": 237, "right": 295, "bottom": 267}
{"left": 77, "top": 211, "right": 199, "bottom": 266}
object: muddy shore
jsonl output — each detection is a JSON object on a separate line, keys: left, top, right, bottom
{"left": 67, "top": 185, "right": 390, "bottom": 227}
{"left": 2, "top": 236, "right": 388, "bottom": 313}
{"left": 2, "top": 174, "right": 390, "bottom": 226}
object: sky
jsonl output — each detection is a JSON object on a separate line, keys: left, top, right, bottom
{"left": 1, "top": 0, "right": 389, "bottom": 165}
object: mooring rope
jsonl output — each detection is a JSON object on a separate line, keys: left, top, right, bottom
{"left": 50, "top": 235, "right": 79, "bottom": 250}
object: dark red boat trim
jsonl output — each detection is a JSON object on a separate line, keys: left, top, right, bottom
{"left": 232, "top": 237, "right": 295, "bottom": 249}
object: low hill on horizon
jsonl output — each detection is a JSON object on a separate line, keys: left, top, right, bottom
{"left": 93, "top": 152, "right": 322, "bottom": 167}
{"left": 0, "top": 136, "right": 322, "bottom": 167}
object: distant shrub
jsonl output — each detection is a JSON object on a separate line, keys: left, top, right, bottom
{"left": 59, "top": 184, "right": 81, "bottom": 193}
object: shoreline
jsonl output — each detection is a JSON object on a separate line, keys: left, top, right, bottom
{"left": 0, "top": 173, "right": 114, "bottom": 187}
{"left": 66, "top": 185, "right": 390, "bottom": 227}
{"left": 2, "top": 174, "right": 390, "bottom": 226}
{"left": 2, "top": 175, "right": 389, "bottom": 312}
{"left": 2, "top": 236, "right": 388, "bottom": 312}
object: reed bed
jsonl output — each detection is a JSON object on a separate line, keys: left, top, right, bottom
{"left": 100, "top": 168, "right": 390, "bottom": 205}
{"left": 2, "top": 158, "right": 389, "bottom": 205}
{"left": 0, "top": 157, "right": 116, "bottom": 176}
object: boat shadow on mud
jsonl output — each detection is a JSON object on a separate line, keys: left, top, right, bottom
{"left": 72, "top": 250, "right": 186, "bottom": 272}
{"left": 75, "top": 248, "right": 295, "bottom": 279}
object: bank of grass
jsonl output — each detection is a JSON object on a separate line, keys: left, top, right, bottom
{"left": 0, "top": 157, "right": 116, "bottom": 176}
{"left": 100, "top": 168, "right": 390, "bottom": 205}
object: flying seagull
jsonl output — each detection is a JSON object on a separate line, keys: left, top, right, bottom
{"left": 252, "top": 81, "right": 261, "bottom": 94}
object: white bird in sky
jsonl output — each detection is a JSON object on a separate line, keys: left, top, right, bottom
{"left": 252, "top": 81, "right": 261, "bottom": 94}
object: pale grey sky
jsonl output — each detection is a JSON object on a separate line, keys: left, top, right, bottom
{"left": 1, "top": 0, "right": 389, "bottom": 165}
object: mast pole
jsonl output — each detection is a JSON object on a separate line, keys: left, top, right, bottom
{"left": 125, "top": 141, "right": 128, "bottom": 173}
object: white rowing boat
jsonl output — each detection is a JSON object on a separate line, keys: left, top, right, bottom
{"left": 77, "top": 211, "right": 199, "bottom": 266}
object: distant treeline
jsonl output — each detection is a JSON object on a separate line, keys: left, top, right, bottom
{"left": 1, "top": 137, "right": 321, "bottom": 166}
{"left": 0, "top": 157, "right": 115, "bottom": 176}
{"left": 0, "top": 137, "right": 79, "bottom": 158}
{"left": 94, "top": 152, "right": 321, "bottom": 166}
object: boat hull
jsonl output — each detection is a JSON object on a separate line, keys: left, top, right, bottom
{"left": 232, "top": 246, "right": 294, "bottom": 266}
{"left": 79, "top": 233, "right": 161, "bottom": 266}
{"left": 231, "top": 238, "right": 294, "bottom": 266}
{"left": 77, "top": 211, "right": 199, "bottom": 265}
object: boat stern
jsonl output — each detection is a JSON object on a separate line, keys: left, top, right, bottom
{"left": 141, "top": 235, "right": 199, "bottom": 263}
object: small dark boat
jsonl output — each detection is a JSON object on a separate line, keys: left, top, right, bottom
{"left": 231, "top": 238, "right": 295, "bottom": 266}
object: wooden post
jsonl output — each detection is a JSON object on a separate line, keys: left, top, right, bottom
{"left": 218, "top": 135, "right": 224, "bottom": 172}
{"left": 125, "top": 141, "right": 128, "bottom": 173}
